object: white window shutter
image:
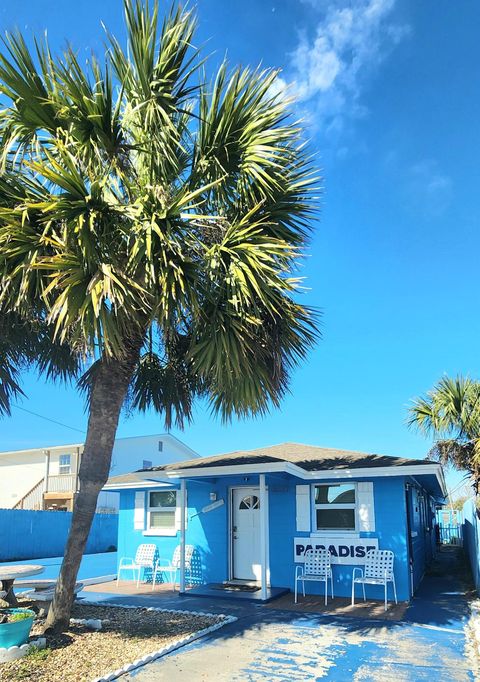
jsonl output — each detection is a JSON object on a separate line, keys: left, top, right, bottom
{"left": 134, "top": 491, "right": 145, "bottom": 530}
{"left": 357, "top": 482, "right": 375, "bottom": 532}
{"left": 175, "top": 488, "right": 187, "bottom": 531}
{"left": 296, "top": 485, "right": 311, "bottom": 532}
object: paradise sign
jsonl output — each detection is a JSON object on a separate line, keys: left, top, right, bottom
{"left": 294, "top": 537, "right": 379, "bottom": 565}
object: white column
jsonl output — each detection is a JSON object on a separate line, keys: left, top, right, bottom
{"left": 43, "top": 450, "right": 50, "bottom": 493}
{"left": 259, "top": 473, "right": 268, "bottom": 600}
{"left": 179, "top": 479, "right": 186, "bottom": 594}
{"left": 75, "top": 447, "right": 81, "bottom": 492}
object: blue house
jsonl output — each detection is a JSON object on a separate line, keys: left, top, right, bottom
{"left": 105, "top": 442, "right": 447, "bottom": 603}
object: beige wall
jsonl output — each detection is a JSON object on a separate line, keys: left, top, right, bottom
{"left": 0, "top": 447, "right": 80, "bottom": 509}
{"left": 0, "top": 452, "right": 44, "bottom": 509}
{"left": 0, "top": 435, "right": 196, "bottom": 510}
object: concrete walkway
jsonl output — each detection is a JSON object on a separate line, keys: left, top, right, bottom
{"left": 84, "top": 547, "right": 474, "bottom": 682}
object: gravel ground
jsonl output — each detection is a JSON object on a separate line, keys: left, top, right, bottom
{"left": 1, "top": 602, "right": 221, "bottom": 682}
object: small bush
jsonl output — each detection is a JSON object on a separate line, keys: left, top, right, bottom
{"left": 26, "top": 645, "right": 51, "bottom": 661}
{"left": 9, "top": 612, "right": 32, "bottom": 622}
{"left": 0, "top": 609, "right": 34, "bottom": 624}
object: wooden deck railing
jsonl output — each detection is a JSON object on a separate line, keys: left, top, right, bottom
{"left": 13, "top": 478, "right": 44, "bottom": 510}
{"left": 13, "top": 474, "right": 79, "bottom": 510}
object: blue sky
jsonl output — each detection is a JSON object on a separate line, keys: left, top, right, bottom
{"left": 1, "top": 0, "right": 479, "bottom": 493}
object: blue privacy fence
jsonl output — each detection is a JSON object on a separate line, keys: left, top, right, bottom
{"left": 0, "top": 509, "right": 118, "bottom": 561}
{"left": 463, "top": 498, "right": 480, "bottom": 593}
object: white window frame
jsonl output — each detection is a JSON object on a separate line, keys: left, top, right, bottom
{"left": 144, "top": 489, "right": 178, "bottom": 537}
{"left": 311, "top": 482, "right": 358, "bottom": 534}
{"left": 59, "top": 454, "right": 71, "bottom": 475}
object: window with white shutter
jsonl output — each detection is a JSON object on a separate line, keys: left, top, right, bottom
{"left": 141, "top": 488, "right": 185, "bottom": 536}
{"left": 148, "top": 490, "right": 177, "bottom": 531}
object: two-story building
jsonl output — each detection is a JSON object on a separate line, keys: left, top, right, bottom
{"left": 0, "top": 433, "right": 197, "bottom": 512}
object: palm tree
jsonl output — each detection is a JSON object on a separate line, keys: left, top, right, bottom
{"left": 408, "top": 375, "right": 480, "bottom": 494}
{"left": 0, "top": 1, "right": 320, "bottom": 629}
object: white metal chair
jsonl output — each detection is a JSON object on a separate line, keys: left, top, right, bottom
{"left": 295, "top": 548, "right": 334, "bottom": 605}
{"left": 117, "top": 543, "right": 159, "bottom": 590}
{"left": 351, "top": 549, "right": 398, "bottom": 611}
{"left": 154, "top": 545, "right": 195, "bottom": 591}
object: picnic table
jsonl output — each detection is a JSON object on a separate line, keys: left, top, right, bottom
{"left": 0, "top": 564, "right": 44, "bottom": 606}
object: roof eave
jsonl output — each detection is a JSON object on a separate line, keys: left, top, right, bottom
{"left": 163, "top": 460, "right": 447, "bottom": 494}
{"left": 103, "top": 473, "right": 173, "bottom": 491}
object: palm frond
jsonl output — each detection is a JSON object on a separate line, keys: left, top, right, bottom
{"left": 409, "top": 375, "right": 480, "bottom": 491}
{"left": 408, "top": 375, "right": 480, "bottom": 440}
{"left": 0, "top": 0, "right": 320, "bottom": 425}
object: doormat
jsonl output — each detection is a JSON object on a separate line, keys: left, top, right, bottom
{"left": 210, "top": 583, "right": 260, "bottom": 593}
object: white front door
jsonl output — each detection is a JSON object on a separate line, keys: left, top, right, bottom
{"left": 232, "top": 487, "right": 261, "bottom": 581}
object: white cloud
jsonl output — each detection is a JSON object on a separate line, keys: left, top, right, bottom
{"left": 282, "top": 0, "right": 410, "bottom": 138}
{"left": 407, "top": 160, "right": 453, "bottom": 217}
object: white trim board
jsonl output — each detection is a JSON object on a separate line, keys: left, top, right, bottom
{"left": 164, "top": 462, "right": 446, "bottom": 496}
{"left": 104, "top": 480, "right": 173, "bottom": 490}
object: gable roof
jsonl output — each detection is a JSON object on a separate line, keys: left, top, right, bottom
{"left": 0, "top": 433, "right": 197, "bottom": 458}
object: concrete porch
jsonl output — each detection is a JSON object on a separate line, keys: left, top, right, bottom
{"left": 83, "top": 579, "right": 401, "bottom": 617}
{"left": 83, "top": 579, "right": 289, "bottom": 603}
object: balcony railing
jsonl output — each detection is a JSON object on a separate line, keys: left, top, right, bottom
{"left": 14, "top": 473, "right": 78, "bottom": 510}
{"left": 46, "top": 473, "right": 77, "bottom": 493}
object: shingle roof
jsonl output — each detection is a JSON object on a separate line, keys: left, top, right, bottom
{"left": 103, "top": 472, "right": 163, "bottom": 485}
{"left": 104, "top": 442, "right": 444, "bottom": 495}
{"left": 140, "top": 442, "right": 431, "bottom": 473}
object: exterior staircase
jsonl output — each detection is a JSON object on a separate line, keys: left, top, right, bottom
{"left": 13, "top": 474, "right": 78, "bottom": 510}
{"left": 13, "top": 478, "right": 44, "bottom": 510}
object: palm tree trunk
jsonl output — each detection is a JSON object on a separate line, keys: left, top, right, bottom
{"left": 45, "top": 332, "right": 143, "bottom": 631}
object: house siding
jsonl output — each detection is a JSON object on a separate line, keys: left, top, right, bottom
{"left": 116, "top": 472, "right": 440, "bottom": 602}
{"left": 268, "top": 476, "right": 410, "bottom": 600}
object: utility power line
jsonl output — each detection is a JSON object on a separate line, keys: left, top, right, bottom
{"left": 12, "top": 404, "right": 86, "bottom": 435}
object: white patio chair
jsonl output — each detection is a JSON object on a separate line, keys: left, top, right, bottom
{"left": 154, "top": 545, "right": 195, "bottom": 591}
{"left": 117, "top": 543, "right": 159, "bottom": 590}
{"left": 295, "top": 548, "right": 334, "bottom": 605}
{"left": 351, "top": 549, "right": 398, "bottom": 611}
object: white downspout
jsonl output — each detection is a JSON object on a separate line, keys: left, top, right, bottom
{"left": 179, "top": 479, "right": 186, "bottom": 594}
{"left": 259, "top": 474, "right": 268, "bottom": 600}
{"left": 75, "top": 447, "right": 81, "bottom": 493}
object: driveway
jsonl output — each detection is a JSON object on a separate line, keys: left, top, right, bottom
{"left": 126, "top": 609, "right": 470, "bottom": 681}
{"left": 123, "top": 547, "right": 473, "bottom": 682}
